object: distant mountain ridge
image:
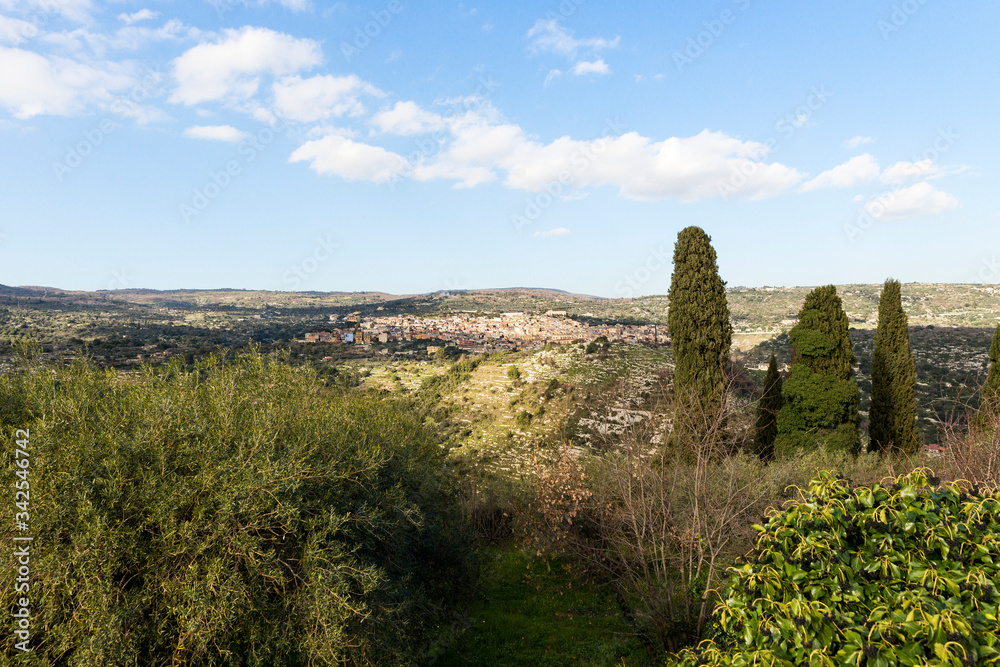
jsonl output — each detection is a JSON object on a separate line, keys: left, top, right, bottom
{"left": 1, "top": 283, "right": 998, "bottom": 329}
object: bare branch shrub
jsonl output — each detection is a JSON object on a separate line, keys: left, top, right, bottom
{"left": 523, "top": 444, "right": 593, "bottom": 560}
{"left": 548, "top": 374, "right": 784, "bottom": 653}
{"left": 939, "top": 389, "right": 1000, "bottom": 483}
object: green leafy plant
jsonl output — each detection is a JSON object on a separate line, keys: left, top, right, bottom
{"left": 0, "top": 351, "right": 475, "bottom": 666}
{"left": 670, "top": 469, "right": 1000, "bottom": 666}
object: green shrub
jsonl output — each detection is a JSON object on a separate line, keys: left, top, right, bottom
{"left": 0, "top": 351, "right": 475, "bottom": 665}
{"left": 670, "top": 469, "right": 1000, "bottom": 666}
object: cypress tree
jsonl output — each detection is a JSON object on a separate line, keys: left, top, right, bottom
{"left": 753, "top": 353, "right": 783, "bottom": 460}
{"left": 667, "top": 226, "right": 732, "bottom": 404}
{"left": 984, "top": 324, "right": 1000, "bottom": 411}
{"left": 775, "top": 285, "right": 861, "bottom": 455}
{"left": 869, "top": 279, "right": 920, "bottom": 454}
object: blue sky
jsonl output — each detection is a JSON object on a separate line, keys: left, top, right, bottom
{"left": 2, "top": 0, "right": 998, "bottom": 297}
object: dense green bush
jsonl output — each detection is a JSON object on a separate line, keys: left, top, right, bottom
{"left": 670, "top": 470, "right": 1000, "bottom": 666}
{"left": 0, "top": 350, "right": 474, "bottom": 665}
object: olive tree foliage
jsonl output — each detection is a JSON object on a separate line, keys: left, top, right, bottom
{"left": 0, "top": 349, "right": 475, "bottom": 666}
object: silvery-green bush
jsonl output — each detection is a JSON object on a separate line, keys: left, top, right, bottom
{"left": 0, "top": 350, "right": 474, "bottom": 665}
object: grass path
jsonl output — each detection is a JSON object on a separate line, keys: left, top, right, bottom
{"left": 430, "top": 548, "right": 650, "bottom": 666}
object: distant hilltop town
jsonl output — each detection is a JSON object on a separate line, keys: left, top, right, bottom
{"left": 300, "top": 311, "right": 663, "bottom": 353}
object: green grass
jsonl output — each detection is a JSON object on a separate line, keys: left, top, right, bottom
{"left": 430, "top": 548, "right": 650, "bottom": 666}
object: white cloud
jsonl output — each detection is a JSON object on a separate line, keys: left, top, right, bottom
{"left": 0, "top": 46, "right": 133, "bottom": 117}
{"left": 212, "top": 0, "right": 310, "bottom": 10}
{"left": 293, "top": 103, "right": 804, "bottom": 202}
{"left": 170, "top": 27, "right": 321, "bottom": 106}
{"left": 39, "top": 28, "right": 106, "bottom": 55}
{"left": 114, "top": 19, "right": 203, "bottom": 50}
{"left": 845, "top": 135, "right": 872, "bottom": 149}
{"left": 370, "top": 100, "right": 446, "bottom": 135}
{"left": 864, "top": 181, "right": 958, "bottom": 220}
{"left": 411, "top": 161, "right": 496, "bottom": 188}
{"left": 880, "top": 159, "right": 943, "bottom": 184}
{"left": 535, "top": 227, "right": 569, "bottom": 237}
{"left": 289, "top": 133, "right": 407, "bottom": 183}
{"left": 543, "top": 69, "right": 562, "bottom": 87}
{"left": 183, "top": 124, "right": 248, "bottom": 143}
{"left": 306, "top": 124, "right": 358, "bottom": 138}
{"left": 0, "top": 15, "right": 36, "bottom": 45}
{"left": 571, "top": 59, "right": 609, "bottom": 76}
{"left": 0, "top": 0, "right": 92, "bottom": 23}
{"left": 273, "top": 0, "right": 309, "bottom": 10}
{"left": 118, "top": 9, "right": 158, "bottom": 24}
{"left": 272, "top": 74, "right": 381, "bottom": 122}
{"left": 526, "top": 19, "right": 619, "bottom": 58}
{"left": 799, "top": 154, "right": 880, "bottom": 192}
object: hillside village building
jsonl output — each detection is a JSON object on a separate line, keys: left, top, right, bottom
{"left": 303, "top": 313, "right": 662, "bottom": 351}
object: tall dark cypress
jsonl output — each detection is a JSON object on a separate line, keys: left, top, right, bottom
{"left": 984, "top": 325, "right": 1000, "bottom": 411}
{"left": 753, "top": 353, "right": 783, "bottom": 460}
{"left": 666, "top": 226, "right": 732, "bottom": 404}
{"left": 775, "top": 285, "right": 861, "bottom": 455}
{"left": 869, "top": 279, "right": 920, "bottom": 454}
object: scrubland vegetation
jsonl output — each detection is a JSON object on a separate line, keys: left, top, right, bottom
{"left": 4, "top": 252, "right": 1000, "bottom": 664}
{"left": 2, "top": 325, "right": 1000, "bottom": 664}
{"left": 0, "top": 346, "right": 475, "bottom": 665}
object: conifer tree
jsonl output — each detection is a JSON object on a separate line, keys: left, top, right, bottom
{"left": 984, "top": 324, "right": 1000, "bottom": 411}
{"left": 775, "top": 285, "right": 861, "bottom": 455}
{"left": 869, "top": 279, "right": 920, "bottom": 454}
{"left": 667, "top": 226, "right": 732, "bottom": 404}
{"left": 753, "top": 353, "right": 783, "bottom": 460}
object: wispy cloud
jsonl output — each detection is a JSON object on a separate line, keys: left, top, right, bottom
{"left": 571, "top": 59, "right": 610, "bottom": 76}
{"left": 535, "top": 227, "right": 570, "bottom": 238}
{"left": 182, "top": 124, "right": 249, "bottom": 142}
{"left": 864, "top": 181, "right": 958, "bottom": 220}
{"left": 799, "top": 154, "right": 879, "bottom": 191}
{"left": 526, "top": 19, "right": 618, "bottom": 85}
{"left": 526, "top": 19, "right": 619, "bottom": 58}
{"left": 118, "top": 9, "right": 158, "bottom": 25}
